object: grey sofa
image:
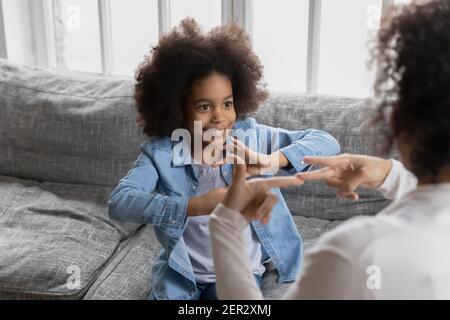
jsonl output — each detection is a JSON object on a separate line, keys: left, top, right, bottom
{"left": 0, "top": 59, "right": 391, "bottom": 299}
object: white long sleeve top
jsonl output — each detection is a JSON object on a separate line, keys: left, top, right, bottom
{"left": 210, "top": 160, "right": 450, "bottom": 299}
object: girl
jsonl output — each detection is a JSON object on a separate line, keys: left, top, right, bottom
{"left": 108, "top": 18, "right": 340, "bottom": 300}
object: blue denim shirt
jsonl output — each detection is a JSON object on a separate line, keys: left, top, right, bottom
{"left": 108, "top": 117, "right": 340, "bottom": 300}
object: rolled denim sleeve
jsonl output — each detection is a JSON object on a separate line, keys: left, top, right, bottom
{"left": 108, "top": 153, "right": 188, "bottom": 229}
{"left": 256, "top": 123, "right": 340, "bottom": 175}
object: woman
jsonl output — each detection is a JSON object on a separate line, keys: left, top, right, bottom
{"left": 209, "top": 0, "right": 450, "bottom": 299}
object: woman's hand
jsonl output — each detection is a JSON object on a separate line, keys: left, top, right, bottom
{"left": 188, "top": 187, "right": 228, "bottom": 216}
{"left": 296, "top": 154, "right": 393, "bottom": 200}
{"left": 223, "top": 159, "right": 303, "bottom": 223}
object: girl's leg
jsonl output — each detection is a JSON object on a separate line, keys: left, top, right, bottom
{"left": 148, "top": 287, "right": 204, "bottom": 300}
{"left": 187, "top": 282, "right": 207, "bottom": 300}
{"left": 201, "top": 274, "right": 263, "bottom": 300}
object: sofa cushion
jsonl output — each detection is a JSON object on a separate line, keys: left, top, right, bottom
{"left": 0, "top": 59, "right": 143, "bottom": 187}
{"left": 0, "top": 175, "right": 141, "bottom": 299}
{"left": 255, "top": 93, "right": 394, "bottom": 220}
{"left": 81, "top": 215, "right": 343, "bottom": 300}
{"left": 82, "top": 225, "right": 157, "bottom": 300}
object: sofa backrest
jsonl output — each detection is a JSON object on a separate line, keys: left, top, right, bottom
{"left": 255, "top": 93, "right": 394, "bottom": 219}
{"left": 0, "top": 60, "right": 392, "bottom": 219}
{"left": 0, "top": 60, "right": 144, "bottom": 187}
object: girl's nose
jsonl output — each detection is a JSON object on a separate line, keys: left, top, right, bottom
{"left": 211, "top": 106, "right": 225, "bottom": 122}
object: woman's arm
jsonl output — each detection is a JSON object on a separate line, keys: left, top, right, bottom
{"left": 209, "top": 160, "right": 303, "bottom": 299}
{"left": 209, "top": 204, "right": 264, "bottom": 300}
{"left": 377, "top": 159, "right": 417, "bottom": 200}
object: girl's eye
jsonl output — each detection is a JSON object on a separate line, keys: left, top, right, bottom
{"left": 198, "top": 104, "right": 210, "bottom": 112}
{"left": 224, "top": 101, "right": 234, "bottom": 108}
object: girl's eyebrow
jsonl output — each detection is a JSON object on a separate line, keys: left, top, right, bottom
{"left": 193, "top": 99, "right": 212, "bottom": 103}
{"left": 193, "top": 95, "right": 233, "bottom": 103}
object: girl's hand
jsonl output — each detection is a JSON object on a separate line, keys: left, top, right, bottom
{"left": 296, "top": 154, "right": 393, "bottom": 200}
{"left": 187, "top": 187, "right": 228, "bottom": 216}
{"left": 223, "top": 158, "right": 304, "bottom": 223}
{"left": 221, "top": 138, "right": 288, "bottom": 176}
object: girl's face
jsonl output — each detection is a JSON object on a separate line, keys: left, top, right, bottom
{"left": 184, "top": 72, "right": 236, "bottom": 147}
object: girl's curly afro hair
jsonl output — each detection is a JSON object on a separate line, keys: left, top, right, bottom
{"left": 373, "top": 0, "right": 450, "bottom": 181}
{"left": 134, "top": 18, "right": 268, "bottom": 137}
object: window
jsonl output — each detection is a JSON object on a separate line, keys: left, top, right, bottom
{"left": 171, "top": 0, "right": 221, "bottom": 31}
{"left": 253, "top": 0, "right": 309, "bottom": 92}
{"left": 0, "top": 0, "right": 410, "bottom": 97}
{"left": 1, "top": 0, "right": 33, "bottom": 65}
{"left": 109, "top": 0, "right": 158, "bottom": 76}
{"left": 57, "top": 0, "right": 102, "bottom": 73}
{"left": 317, "top": 0, "right": 381, "bottom": 97}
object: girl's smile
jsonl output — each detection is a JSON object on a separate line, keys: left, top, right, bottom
{"left": 184, "top": 72, "right": 237, "bottom": 146}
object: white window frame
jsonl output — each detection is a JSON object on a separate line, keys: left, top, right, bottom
{"left": 28, "top": 0, "right": 56, "bottom": 67}
{"left": 225, "top": 0, "right": 253, "bottom": 40}
{"left": 306, "top": 0, "right": 321, "bottom": 94}
{"left": 0, "top": 0, "right": 7, "bottom": 59}
{"left": 98, "top": 0, "right": 113, "bottom": 76}
{"left": 0, "top": 0, "right": 397, "bottom": 93}
{"left": 158, "top": 0, "right": 171, "bottom": 36}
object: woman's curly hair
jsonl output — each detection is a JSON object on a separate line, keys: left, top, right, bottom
{"left": 373, "top": 0, "right": 450, "bottom": 181}
{"left": 134, "top": 18, "right": 268, "bottom": 137}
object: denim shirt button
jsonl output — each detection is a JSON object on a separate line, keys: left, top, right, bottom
{"left": 171, "top": 220, "right": 176, "bottom": 224}
{"left": 223, "top": 171, "right": 228, "bottom": 176}
{"left": 192, "top": 185, "right": 197, "bottom": 190}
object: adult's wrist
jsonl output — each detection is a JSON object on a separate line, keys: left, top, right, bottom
{"left": 377, "top": 159, "right": 394, "bottom": 188}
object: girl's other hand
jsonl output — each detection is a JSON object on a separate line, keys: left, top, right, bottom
{"left": 187, "top": 187, "right": 228, "bottom": 216}
{"left": 223, "top": 138, "right": 278, "bottom": 176}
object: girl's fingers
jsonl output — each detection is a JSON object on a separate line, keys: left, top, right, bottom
{"left": 225, "top": 143, "right": 247, "bottom": 162}
{"left": 231, "top": 138, "right": 269, "bottom": 167}
{"left": 232, "top": 138, "right": 257, "bottom": 160}
{"left": 257, "top": 155, "right": 271, "bottom": 168}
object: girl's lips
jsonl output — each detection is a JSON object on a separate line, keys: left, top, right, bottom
{"left": 202, "top": 128, "right": 229, "bottom": 145}
{"left": 202, "top": 128, "right": 227, "bottom": 135}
